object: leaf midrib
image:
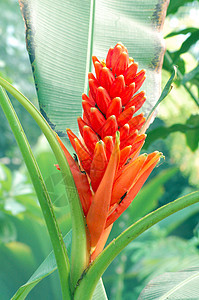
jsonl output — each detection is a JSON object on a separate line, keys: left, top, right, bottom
{"left": 159, "top": 271, "right": 199, "bottom": 300}
{"left": 84, "top": 0, "right": 96, "bottom": 94}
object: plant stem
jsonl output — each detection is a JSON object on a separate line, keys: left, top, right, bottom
{"left": 0, "top": 77, "right": 88, "bottom": 293}
{"left": 164, "top": 51, "right": 199, "bottom": 107}
{"left": 74, "top": 190, "right": 199, "bottom": 299}
{"left": 0, "top": 87, "right": 71, "bottom": 299}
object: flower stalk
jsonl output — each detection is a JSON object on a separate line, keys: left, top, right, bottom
{"left": 0, "top": 78, "right": 88, "bottom": 295}
{"left": 0, "top": 87, "right": 71, "bottom": 299}
{"left": 57, "top": 43, "right": 162, "bottom": 262}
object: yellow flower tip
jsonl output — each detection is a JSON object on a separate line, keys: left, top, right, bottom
{"left": 104, "top": 135, "right": 112, "bottom": 140}
{"left": 101, "top": 60, "right": 106, "bottom": 67}
{"left": 90, "top": 246, "right": 96, "bottom": 255}
{"left": 98, "top": 86, "right": 104, "bottom": 92}
{"left": 98, "top": 140, "right": 104, "bottom": 146}
{"left": 110, "top": 115, "right": 116, "bottom": 120}
{"left": 154, "top": 150, "right": 162, "bottom": 155}
{"left": 115, "top": 130, "right": 120, "bottom": 141}
{"left": 129, "top": 57, "right": 134, "bottom": 63}
{"left": 159, "top": 152, "right": 164, "bottom": 159}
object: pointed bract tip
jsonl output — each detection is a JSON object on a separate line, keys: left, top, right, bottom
{"left": 142, "top": 153, "right": 148, "bottom": 157}
{"left": 115, "top": 131, "right": 120, "bottom": 140}
{"left": 98, "top": 140, "right": 104, "bottom": 145}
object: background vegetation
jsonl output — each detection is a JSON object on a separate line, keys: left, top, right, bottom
{"left": 0, "top": 0, "right": 198, "bottom": 299}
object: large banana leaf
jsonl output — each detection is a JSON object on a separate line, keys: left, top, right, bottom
{"left": 19, "top": 0, "right": 169, "bottom": 136}
{"left": 138, "top": 267, "right": 199, "bottom": 299}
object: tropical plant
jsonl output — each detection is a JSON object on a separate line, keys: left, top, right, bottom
{"left": 0, "top": 0, "right": 199, "bottom": 299}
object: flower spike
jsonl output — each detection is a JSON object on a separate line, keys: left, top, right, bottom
{"left": 57, "top": 42, "right": 162, "bottom": 260}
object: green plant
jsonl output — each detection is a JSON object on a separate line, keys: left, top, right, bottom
{"left": 0, "top": 1, "right": 199, "bottom": 299}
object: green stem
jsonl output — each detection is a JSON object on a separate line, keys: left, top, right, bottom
{"left": 0, "top": 78, "right": 88, "bottom": 292}
{"left": 74, "top": 191, "right": 199, "bottom": 299}
{"left": 0, "top": 87, "right": 71, "bottom": 299}
{"left": 164, "top": 51, "right": 199, "bottom": 107}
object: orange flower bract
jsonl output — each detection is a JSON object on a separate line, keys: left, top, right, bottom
{"left": 57, "top": 42, "right": 162, "bottom": 259}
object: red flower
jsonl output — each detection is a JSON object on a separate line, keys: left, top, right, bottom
{"left": 57, "top": 43, "right": 162, "bottom": 260}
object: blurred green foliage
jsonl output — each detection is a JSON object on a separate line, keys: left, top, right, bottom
{"left": 0, "top": 0, "right": 40, "bottom": 167}
{"left": 0, "top": 0, "right": 199, "bottom": 299}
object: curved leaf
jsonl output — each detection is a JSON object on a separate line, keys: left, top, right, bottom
{"left": 165, "top": 27, "right": 199, "bottom": 38}
{"left": 11, "top": 230, "right": 72, "bottom": 300}
{"left": 138, "top": 267, "right": 199, "bottom": 300}
{"left": 127, "top": 167, "right": 177, "bottom": 223}
{"left": 144, "top": 122, "right": 199, "bottom": 149}
{"left": 11, "top": 230, "right": 107, "bottom": 300}
{"left": 19, "top": 0, "right": 169, "bottom": 135}
{"left": 173, "top": 30, "right": 199, "bottom": 61}
{"left": 185, "top": 114, "right": 199, "bottom": 152}
{"left": 167, "top": 0, "right": 197, "bottom": 15}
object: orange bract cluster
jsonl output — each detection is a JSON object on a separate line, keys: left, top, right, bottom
{"left": 57, "top": 43, "right": 162, "bottom": 260}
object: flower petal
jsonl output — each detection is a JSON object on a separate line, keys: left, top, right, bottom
{"left": 106, "top": 97, "right": 122, "bottom": 119}
{"left": 56, "top": 135, "right": 92, "bottom": 215}
{"left": 111, "top": 154, "right": 147, "bottom": 205}
{"left": 90, "top": 141, "right": 108, "bottom": 192}
{"left": 106, "top": 152, "right": 162, "bottom": 226}
{"left": 86, "top": 132, "right": 120, "bottom": 250}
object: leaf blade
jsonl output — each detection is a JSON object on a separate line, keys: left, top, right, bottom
{"left": 19, "top": 0, "right": 169, "bottom": 135}
{"left": 138, "top": 267, "right": 199, "bottom": 300}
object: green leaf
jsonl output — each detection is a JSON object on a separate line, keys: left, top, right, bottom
{"left": 163, "top": 51, "right": 186, "bottom": 81}
{"left": 185, "top": 114, "right": 199, "bottom": 151}
{"left": 159, "top": 202, "right": 199, "bottom": 235}
{"left": 92, "top": 279, "right": 108, "bottom": 300}
{"left": 144, "top": 122, "right": 199, "bottom": 149}
{"left": 182, "top": 64, "right": 199, "bottom": 84}
{"left": 0, "top": 163, "right": 12, "bottom": 192}
{"left": 0, "top": 214, "right": 17, "bottom": 244}
{"left": 165, "top": 27, "right": 199, "bottom": 39}
{"left": 11, "top": 230, "right": 107, "bottom": 300}
{"left": 11, "top": 230, "right": 72, "bottom": 300}
{"left": 19, "top": 0, "right": 168, "bottom": 135}
{"left": 167, "top": 0, "right": 198, "bottom": 15}
{"left": 174, "top": 30, "right": 199, "bottom": 60}
{"left": 138, "top": 267, "right": 199, "bottom": 299}
{"left": 127, "top": 168, "right": 177, "bottom": 223}
{"left": 146, "top": 66, "right": 177, "bottom": 121}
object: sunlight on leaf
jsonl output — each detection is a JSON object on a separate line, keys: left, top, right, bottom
{"left": 138, "top": 267, "right": 199, "bottom": 300}
{"left": 19, "top": 0, "right": 169, "bottom": 135}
